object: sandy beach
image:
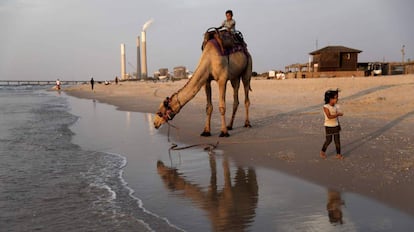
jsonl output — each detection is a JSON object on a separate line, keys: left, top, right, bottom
{"left": 65, "top": 75, "right": 414, "bottom": 217}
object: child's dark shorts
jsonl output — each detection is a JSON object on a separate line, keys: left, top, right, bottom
{"left": 325, "top": 125, "right": 341, "bottom": 135}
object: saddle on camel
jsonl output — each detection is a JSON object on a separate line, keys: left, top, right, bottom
{"left": 201, "top": 27, "right": 247, "bottom": 56}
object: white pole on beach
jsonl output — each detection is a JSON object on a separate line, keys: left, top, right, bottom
{"left": 121, "top": 43, "right": 127, "bottom": 80}
{"left": 136, "top": 36, "right": 141, "bottom": 79}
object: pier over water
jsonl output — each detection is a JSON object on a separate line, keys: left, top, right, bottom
{"left": 0, "top": 80, "right": 86, "bottom": 86}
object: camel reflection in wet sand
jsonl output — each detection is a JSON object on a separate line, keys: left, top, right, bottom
{"left": 157, "top": 154, "right": 258, "bottom": 231}
{"left": 327, "top": 189, "right": 345, "bottom": 225}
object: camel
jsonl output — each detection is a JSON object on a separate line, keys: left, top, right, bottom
{"left": 154, "top": 31, "right": 252, "bottom": 137}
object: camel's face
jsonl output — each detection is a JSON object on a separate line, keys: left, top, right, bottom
{"left": 154, "top": 113, "right": 166, "bottom": 129}
{"left": 154, "top": 104, "right": 168, "bottom": 129}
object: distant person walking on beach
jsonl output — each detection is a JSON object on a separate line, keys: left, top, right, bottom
{"left": 115, "top": 76, "right": 119, "bottom": 84}
{"left": 90, "top": 77, "right": 95, "bottom": 90}
{"left": 56, "top": 79, "right": 61, "bottom": 90}
{"left": 320, "top": 89, "right": 344, "bottom": 160}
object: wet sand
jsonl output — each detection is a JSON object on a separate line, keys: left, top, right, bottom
{"left": 65, "top": 75, "right": 414, "bottom": 216}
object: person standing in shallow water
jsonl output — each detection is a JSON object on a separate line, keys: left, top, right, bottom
{"left": 56, "top": 79, "right": 61, "bottom": 90}
{"left": 90, "top": 77, "right": 95, "bottom": 90}
{"left": 320, "top": 89, "right": 344, "bottom": 160}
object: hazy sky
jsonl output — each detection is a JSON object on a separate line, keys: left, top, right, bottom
{"left": 1, "top": 0, "right": 413, "bottom": 80}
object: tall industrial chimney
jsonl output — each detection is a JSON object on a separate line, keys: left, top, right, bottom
{"left": 136, "top": 36, "right": 141, "bottom": 79}
{"left": 141, "top": 19, "right": 153, "bottom": 79}
{"left": 141, "top": 31, "right": 148, "bottom": 78}
{"left": 120, "top": 43, "right": 127, "bottom": 80}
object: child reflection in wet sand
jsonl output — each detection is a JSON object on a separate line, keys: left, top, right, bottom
{"left": 327, "top": 189, "right": 345, "bottom": 225}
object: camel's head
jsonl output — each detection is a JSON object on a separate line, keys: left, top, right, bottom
{"left": 154, "top": 97, "right": 176, "bottom": 129}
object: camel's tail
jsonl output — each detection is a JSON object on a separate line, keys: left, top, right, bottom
{"left": 245, "top": 52, "right": 253, "bottom": 92}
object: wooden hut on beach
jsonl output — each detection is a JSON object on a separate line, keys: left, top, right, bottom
{"left": 310, "top": 46, "right": 362, "bottom": 72}
{"left": 285, "top": 45, "right": 365, "bottom": 78}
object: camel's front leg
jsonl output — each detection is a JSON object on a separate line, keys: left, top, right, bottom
{"left": 218, "top": 80, "right": 230, "bottom": 137}
{"left": 201, "top": 80, "right": 213, "bottom": 137}
{"left": 227, "top": 78, "right": 240, "bottom": 130}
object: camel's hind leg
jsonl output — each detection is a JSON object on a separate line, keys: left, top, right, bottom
{"left": 201, "top": 79, "right": 213, "bottom": 137}
{"left": 242, "top": 54, "right": 252, "bottom": 128}
{"left": 227, "top": 78, "right": 240, "bottom": 130}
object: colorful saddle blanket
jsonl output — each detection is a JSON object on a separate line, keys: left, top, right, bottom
{"left": 209, "top": 39, "right": 248, "bottom": 56}
{"left": 202, "top": 28, "right": 248, "bottom": 56}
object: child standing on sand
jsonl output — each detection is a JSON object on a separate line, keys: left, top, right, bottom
{"left": 320, "top": 89, "right": 344, "bottom": 159}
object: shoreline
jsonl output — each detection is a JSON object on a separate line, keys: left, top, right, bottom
{"left": 65, "top": 75, "right": 414, "bottom": 216}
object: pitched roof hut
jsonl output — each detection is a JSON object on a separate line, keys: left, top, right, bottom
{"left": 310, "top": 46, "right": 362, "bottom": 72}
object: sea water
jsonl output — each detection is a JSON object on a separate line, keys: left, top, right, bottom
{"left": 0, "top": 86, "right": 176, "bottom": 231}
{"left": 1, "top": 86, "right": 414, "bottom": 232}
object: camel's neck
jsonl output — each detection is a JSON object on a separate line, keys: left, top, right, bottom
{"left": 169, "top": 55, "right": 211, "bottom": 114}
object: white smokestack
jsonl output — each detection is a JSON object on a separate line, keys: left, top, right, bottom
{"left": 141, "top": 18, "right": 153, "bottom": 78}
{"left": 141, "top": 31, "right": 147, "bottom": 78}
{"left": 120, "top": 43, "right": 126, "bottom": 80}
{"left": 136, "top": 36, "right": 141, "bottom": 79}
